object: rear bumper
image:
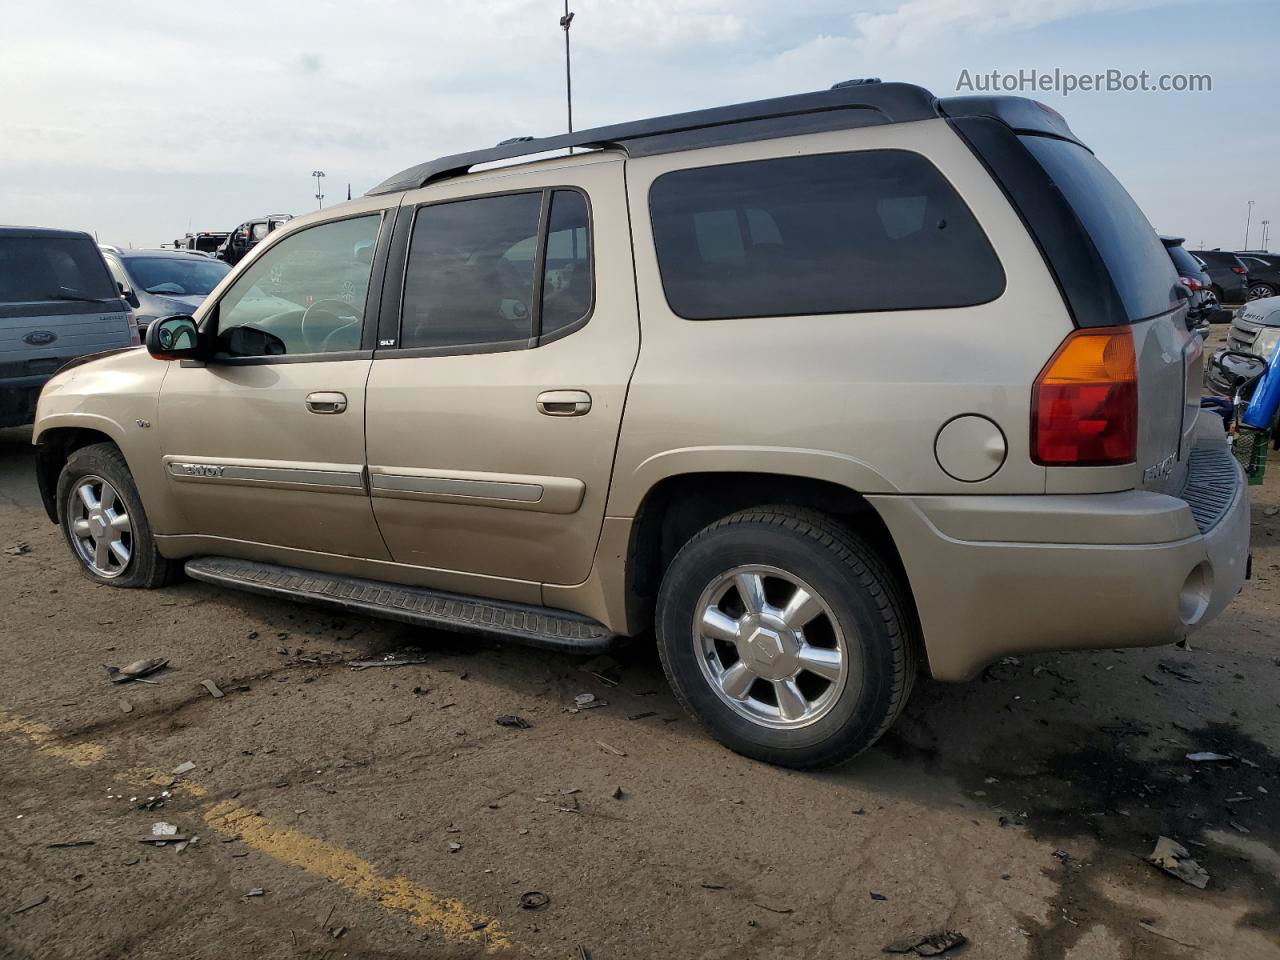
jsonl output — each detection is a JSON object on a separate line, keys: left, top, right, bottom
{"left": 0, "top": 382, "right": 46, "bottom": 429}
{"left": 870, "top": 437, "right": 1251, "bottom": 682}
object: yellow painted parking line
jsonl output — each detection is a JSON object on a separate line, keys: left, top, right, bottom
{"left": 206, "top": 801, "right": 507, "bottom": 947}
{"left": 0, "top": 711, "right": 105, "bottom": 767}
{"left": 0, "top": 709, "right": 507, "bottom": 949}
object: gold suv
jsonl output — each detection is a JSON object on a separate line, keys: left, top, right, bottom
{"left": 33, "top": 81, "right": 1251, "bottom": 767}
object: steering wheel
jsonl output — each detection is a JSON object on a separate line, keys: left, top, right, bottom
{"left": 300, "top": 298, "right": 362, "bottom": 353}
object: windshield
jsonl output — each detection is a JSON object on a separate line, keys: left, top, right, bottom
{"left": 0, "top": 235, "right": 117, "bottom": 303}
{"left": 1022, "top": 136, "right": 1179, "bottom": 322}
{"left": 125, "top": 256, "right": 230, "bottom": 296}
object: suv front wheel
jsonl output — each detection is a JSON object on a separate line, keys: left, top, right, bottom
{"left": 57, "top": 442, "right": 174, "bottom": 589}
{"left": 656, "top": 507, "right": 915, "bottom": 769}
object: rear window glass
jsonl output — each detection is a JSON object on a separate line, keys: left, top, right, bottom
{"left": 1166, "top": 245, "right": 1202, "bottom": 277}
{"left": 0, "top": 236, "right": 116, "bottom": 304}
{"left": 1021, "top": 137, "right": 1178, "bottom": 322}
{"left": 648, "top": 150, "right": 1005, "bottom": 320}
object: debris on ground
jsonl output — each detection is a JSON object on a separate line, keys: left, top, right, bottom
{"left": 596, "top": 739, "right": 626, "bottom": 757}
{"left": 571, "top": 692, "right": 606, "bottom": 711}
{"left": 348, "top": 649, "right": 428, "bottom": 670}
{"left": 1186, "top": 751, "right": 1234, "bottom": 763}
{"left": 45, "top": 840, "right": 94, "bottom": 849}
{"left": 1147, "top": 836, "right": 1210, "bottom": 889}
{"left": 4, "top": 542, "right": 31, "bottom": 556}
{"left": 1157, "top": 662, "right": 1200, "bottom": 684}
{"left": 870, "top": 892, "right": 888, "bottom": 901}
{"left": 1138, "top": 920, "right": 1201, "bottom": 948}
{"left": 883, "top": 930, "right": 968, "bottom": 955}
{"left": 447, "top": 841, "right": 462, "bottom": 853}
{"left": 578, "top": 654, "right": 621, "bottom": 686}
{"left": 626, "top": 711, "right": 657, "bottom": 721}
{"left": 519, "top": 891, "right": 550, "bottom": 910}
{"left": 13, "top": 892, "right": 47, "bottom": 914}
{"left": 104, "top": 658, "right": 168, "bottom": 684}
{"left": 576, "top": 946, "right": 593, "bottom": 960}
{"left": 171, "top": 761, "right": 196, "bottom": 775}
{"left": 495, "top": 715, "right": 530, "bottom": 729}
{"left": 118, "top": 700, "right": 132, "bottom": 713}
{"left": 612, "top": 786, "right": 625, "bottom": 800}
{"left": 700, "top": 882, "right": 727, "bottom": 890}
{"left": 245, "top": 888, "right": 265, "bottom": 898}
{"left": 200, "top": 679, "right": 224, "bottom": 699}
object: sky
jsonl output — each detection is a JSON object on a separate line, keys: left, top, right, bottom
{"left": 2, "top": 0, "right": 1276, "bottom": 251}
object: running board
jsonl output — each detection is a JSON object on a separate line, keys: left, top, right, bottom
{"left": 184, "top": 556, "right": 617, "bottom": 653}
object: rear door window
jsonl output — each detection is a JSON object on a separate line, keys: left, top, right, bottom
{"left": 648, "top": 150, "right": 1005, "bottom": 320}
{"left": 0, "top": 236, "right": 116, "bottom": 304}
{"left": 1166, "top": 245, "right": 1203, "bottom": 277}
{"left": 1020, "top": 136, "right": 1178, "bottom": 322}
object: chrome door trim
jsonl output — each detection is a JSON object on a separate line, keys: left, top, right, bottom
{"left": 367, "top": 465, "right": 585, "bottom": 514}
{"left": 163, "top": 456, "right": 366, "bottom": 495}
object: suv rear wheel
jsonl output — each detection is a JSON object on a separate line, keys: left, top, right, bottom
{"left": 57, "top": 442, "right": 174, "bottom": 589}
{"left": 656, "top": 507, "right": 914, "bottom": 768}
{"left": 1248, "top": 282, "right": 1276, "bottom": 301}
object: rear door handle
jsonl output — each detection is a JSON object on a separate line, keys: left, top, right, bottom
{"left": 305, "top": 391, "right": 348, "bottom": 415}
{"left": 537, "top": 390, "right": 592, "bottom": 417}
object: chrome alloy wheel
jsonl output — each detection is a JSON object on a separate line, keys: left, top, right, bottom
{"left": 694, "top": 565, "right": 855, "bottom": 729}
{"left": 67, "top": 475, "right": 132, "bottom": 578}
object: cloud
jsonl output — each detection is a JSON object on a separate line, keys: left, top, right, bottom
{"left": 296, "top": 52, "right": 323, "bottom": 75}
{"left": 852, "top": 0, "right": 1179, "bottom": 52}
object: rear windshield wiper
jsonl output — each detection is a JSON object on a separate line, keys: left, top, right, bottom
{"left": 44, "top": 292, "right": 114, "bottom": 303}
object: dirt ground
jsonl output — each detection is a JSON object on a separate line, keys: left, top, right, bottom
{"left": 2, "top": 335, "right": 1278, "bottom": 960}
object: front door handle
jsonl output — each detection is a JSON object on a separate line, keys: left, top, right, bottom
{"left": 537, "top": 390, "right": 592, "bottom": 417}
{"left": 306, "top": 391, "right": 348, "bottom": 415}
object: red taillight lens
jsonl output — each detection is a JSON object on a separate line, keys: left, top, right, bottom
{"left": 1232, "top": 265, "right": 1247, "bottom": 274}
{"left": 1032, "top": 327, "right": 1137, "bottom": 466}
{"left": 1179, "top": 276, "right": 1203, "bottom": 292}
{"left": 126, "top": 312, "right": 141, "bottom": 347}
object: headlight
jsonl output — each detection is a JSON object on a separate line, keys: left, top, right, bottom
{"left": 1254, "top": 326, "right": 1280, "bottom": 360}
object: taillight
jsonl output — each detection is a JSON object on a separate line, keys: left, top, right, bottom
{"left": 126, "top": 311, "right": 141, "bottom": 347}
{"left": 1179, "top": 276, "right": 1204, "bottom": 292}
{"left": 1232, "top": 265, "right": 1247, "bottom": 274}
{"left": 1032, "top": 327, "right": 1137, "bottom": 466}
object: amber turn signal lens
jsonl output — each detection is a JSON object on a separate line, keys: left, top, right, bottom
{"left": 1032, "top": 327, "right": 1138, "bottom": 467}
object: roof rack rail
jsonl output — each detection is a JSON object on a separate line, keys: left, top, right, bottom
{"left": 367, "top": 81, "right": 939, "bottom": 196}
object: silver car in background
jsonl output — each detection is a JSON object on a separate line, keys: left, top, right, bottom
{"left": 100, "top": 247, "right": 230, "bottom": 333}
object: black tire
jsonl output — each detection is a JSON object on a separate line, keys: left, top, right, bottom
{"left": 656, "top": 507, "right": 916, "bottom": 769}
{"left": 1248, "top": 283, "right": 1276, "bottom": 301}
{"left": 56, "top": 442, "right": 175, "bottom": 589}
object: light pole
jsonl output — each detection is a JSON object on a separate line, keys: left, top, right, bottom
{"left": 560, "top": 1, "right": 574, "bottom": 147}
{"left": 1262, "top": 219, "right": 1271, "bottom": 251}
{"left": 312, "top": 170, "right": 326, "bottom": 209}
{"left": 1243, "top": 199, "right": 1254, "bottom": 250}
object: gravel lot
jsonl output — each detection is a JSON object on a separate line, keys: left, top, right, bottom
{"left": 2, "top": 333, "right": 1279, "bottom": 959}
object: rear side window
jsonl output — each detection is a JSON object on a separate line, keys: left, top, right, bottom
{"left": 0, "top": 236, "right": 116, "bottom": 304}
{"left": 1021, "top": 137, "right": 1178, "bottom": 322}
{"left": 400, "top": 189, "right": 593, "bottom": 351}
{"left": 648, "top": 150, "right": 1005, "bottom": 320}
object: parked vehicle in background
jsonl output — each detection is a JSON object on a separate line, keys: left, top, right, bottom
{"left": 1224, "top": 296, "right": 1280, "bottom": 364}
{"left": 33, "top": 81, "right": 1250, "bottom": 769}
{"left": 1193, "top": 249, "right": 1250, "bottom": 304}
{"left": 99, "top": 247, "right": 230, "bottom": 333}
{"left": 216, "top": 215, "right": 293, "bottom": 266}
{"left": 1235, "top": 251, "right": 1280, "bottom": 301}
{"left": 174, "top": 231, "right": 229, "bottom": 256}
{"left": 1162, "top": 235, "right": 1220, "bottom": 324}
{"left": 0, "top": 227, "right": 137, "bottom": 428}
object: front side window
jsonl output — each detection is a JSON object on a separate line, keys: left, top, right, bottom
{"left": 649, "top": 150, "right": 1005, "bottom": 320}
{"left": 400, "top": 189, "right": 593, "bottom": 351}
{"left": 214, "top": 214, "right": 381, "bottom": 357}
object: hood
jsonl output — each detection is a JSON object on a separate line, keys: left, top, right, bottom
{"left": 149, "top": 292, "right": 208, "bottom": 314}
{"left": 1236, "top": 297, "right": 1280, "bottom": 328}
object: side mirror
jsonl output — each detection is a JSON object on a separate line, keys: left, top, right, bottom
{"left": 146, "top": 314, "right": 202, "bottom": 361}
{"left": 117, "top": 280, "right": 134, "bottom": 299}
